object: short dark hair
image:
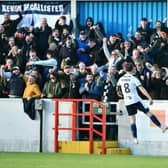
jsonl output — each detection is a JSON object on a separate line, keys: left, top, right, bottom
{"left": 124, "top": 63, "right": 134, "bottom": 72}
{"left": 60, "top": 16, "right": 66, "bottom": 20}
{"left": 46, "top": 50, "right": 54, "bottom": 57}
{"left": 141, "top": 17, "right": 147, "bottom": 22}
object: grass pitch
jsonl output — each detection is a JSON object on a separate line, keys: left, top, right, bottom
{"left": 0, "top": 152, "right": 168, "bottom": 168}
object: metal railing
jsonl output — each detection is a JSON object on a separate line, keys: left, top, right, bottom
{"left": 52, "top": 99, "right": 106, "bottom": 154}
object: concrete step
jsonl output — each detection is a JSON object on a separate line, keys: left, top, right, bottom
{"left": 106, "top": 147, "right": 131, "bottom": 155}
{"left": 94, "top": 141, "right": 118, "bottom": 148}
{"left": 57, "top": 141, "right": 131, "bottom": 155}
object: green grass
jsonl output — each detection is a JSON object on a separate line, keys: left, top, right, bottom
{"left": 0, "top": 152, "right": 168, "bottom": 168}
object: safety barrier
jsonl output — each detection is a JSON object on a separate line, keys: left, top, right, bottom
{"left": 52, "top": 99, "right": 106, "bottom": 154}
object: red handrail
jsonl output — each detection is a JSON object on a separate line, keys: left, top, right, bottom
{"left": 52, "top": 99, "right": 106, "bottom": 154}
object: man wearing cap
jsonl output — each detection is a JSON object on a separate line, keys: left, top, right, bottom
{"left": 1, "top": 66, "right": 25, "bottom": 98}
{"left": 77, "top": 30, "right": 90, "bottom": 65}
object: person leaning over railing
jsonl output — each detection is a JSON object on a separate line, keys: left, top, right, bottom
{"left": 22, "top": 72, "right": 41, "bottom": 120}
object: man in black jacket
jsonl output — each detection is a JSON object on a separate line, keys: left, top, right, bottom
{"left": 2, "top": 8, "right": 23, "bottom": 37}
{"left": 34, "top": 18, "right": 52, "bottom": 59}
{"left": 1, "top": 66, "right": 25, "bottom": 98}
{"left": 55, "top": 15, "right": 73, "bottom": 35}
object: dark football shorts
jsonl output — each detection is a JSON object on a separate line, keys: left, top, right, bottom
{"left": 126, "top": 101, "right": 149, "bottom": 116}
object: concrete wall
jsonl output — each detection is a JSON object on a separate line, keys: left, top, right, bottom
{"left": 118, "top": 100, "right": 168, "bottom": 156}
{"left": 42, "top": 100, "right": 73, "bottom": 152}
{"left": 0, "top": 99, "right": 40, "bottom": 152}
{"left": 1, "top": 99, "right": 168, "bottom": 155}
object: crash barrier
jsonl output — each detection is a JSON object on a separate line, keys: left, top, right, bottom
{"left": 52, "top": 99, "right": 107, "bottom": 154}
{"left": 0, "top": 99, "right": 168, "bottom": 155}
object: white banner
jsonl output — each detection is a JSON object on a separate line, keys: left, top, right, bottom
{"left": 0, "top": 2, "right": 70, "bottom": 28}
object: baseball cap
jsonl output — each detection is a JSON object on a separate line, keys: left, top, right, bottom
{"left": 70, "top": 71, "right": 79, "bottom": 77}
{"left": 12, "top": 66, "right": 20, "bottom": 71}
{"left": 80, "top": 30, "right": 86, "bottom": 35}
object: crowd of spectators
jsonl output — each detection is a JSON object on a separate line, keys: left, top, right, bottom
{"left": 0, "top": 9, "right": 168, "bottom": 102}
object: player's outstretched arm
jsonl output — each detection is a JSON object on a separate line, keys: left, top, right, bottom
{"left": 138, "top": 86, "right": 153, "bottom": 105}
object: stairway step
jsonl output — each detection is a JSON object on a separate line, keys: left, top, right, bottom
{"left": 94, "top": 141, "right": 118, "bottom": 148}
{"left": 106, "top": 148, "right": 131, "bottom": 155}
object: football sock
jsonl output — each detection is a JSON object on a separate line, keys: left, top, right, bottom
{"left": 131, "top": 122, "right": 137, "bottom": 139}
{"left": 149, "top": 113, "right": 163, "bottom": 128}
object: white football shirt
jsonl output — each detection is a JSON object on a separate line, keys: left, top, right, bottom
{"left": 117, "top": 73, "right": 143, "bottom": 105}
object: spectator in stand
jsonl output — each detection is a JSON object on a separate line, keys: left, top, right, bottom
{"left": 22, "top": 72, "right": 41, "bottom": 120}
{"left": 107, "top": 34, "right": 120, "bottom": 53}
{"left": 1, "top": 66, "right": 25, "bottom": 98}
{"left": 134, "top": 58, "right": 151, "bottom": 91}
{"left": 93, "top": 22, "right": 106, "bottom": 44}
{"left": 30, "top": 67, "right": 43, "bottom": 91}
{"left": 76, "top": 30, "right": 90, "bottom": 65}
{"left": 14, "top": 25, "right": 31, "bottom": 48}
{"left": 97, "top": 65, "right": 119, "bottom": 102}
{"left": 72, "top": 64, "right": 80, "bottom": 74}
{"left": 120, "top": 40, "right": 133, "bottom": 58}
{"left": 0, "top": 25, "right": 8, "bottom": 63}
{"left": 131, "top": 48, "right": 141, "bottom": 61}
{"left": 89, "top": 63, "right": 107, "bottom": 82}
{"left": 136, "top": 17, "right": 153, "bottom": 44}
{"left": 48, "top": 42, "right": 59, "bottom": 64}
{"left": 7, "top": 37, "right": 16, "bottom": 53}
{"left": 128, "top": 31, "right": 148, "bottom": 49}
{"left": 60, "top": 27, "right": 72, "bottom": 47}
{"left": 2, "top": 8, "right": 23, "bottom": 37}
{"left": 29, "top": 50, "right": 57, "bottom": 82}
{"left": 103, "top": 38, "right": 123, "bottom": 70}
{"left": 20, "top": 34, "right": 37, "bottom": 63}
{"left": 48, "top": 28, "right": 61, "bottom": 51}
{"left": 55, "top": 15, "right": 73, "bottom": 35}
{"left": 149, "top": 69, "right": 165, "bottom": 99}
{"left": 59, "top": 36, "right": 77, "bottom": 68}
{"left": 41, "top": 71, "right": 65, "bottom": 98}
{"left": 23, "top": 73, "right": 41, "bottom": 99}
{"left": 150, "top": 20, "right": 168, "bottom": 43}
{"left": 0, "top": 58, "right": 14, "bottom": 94}
{"left": 78, "top": 61, "right": 88, "bottom": 84}
{"left": 79, "top": 72, "right": 101, "bottom": 100}
{"left": 57, "top": 65, "right": 71, "bottom": 98}
{"left": 88, "top": 38, "right": 107, "bottom": 66}
{"left": 69, "top": 71, "right": 81, "bottom": 99}
{"left": 154, "top": 32, "right": 168, "bottom": 67}
{"left": 34, "top": 18, "right": 52, "bottom": 59}
{"left": 116, "top": 32, "right": 125, "bottom": 44}
{"left": 7, "top": 46, "right": 24, "bottom": 73}
{"left": 76, "top": 16, "right": 94, "bottom": 38}
{"left": 26, "top": 49, "right": 40, "bottom": 71}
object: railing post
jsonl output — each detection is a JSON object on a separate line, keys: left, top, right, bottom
{"left": 54, "top": 100, "right": 59, "bottom": 153}
{"left": 102, "top": 105, "right": 106, "bottom": 154}
{"left": 89, "top": 101, "right": 93, "bottom": 154}
{"left": 72, "top": 101, "right": 77, "bottom": 141}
